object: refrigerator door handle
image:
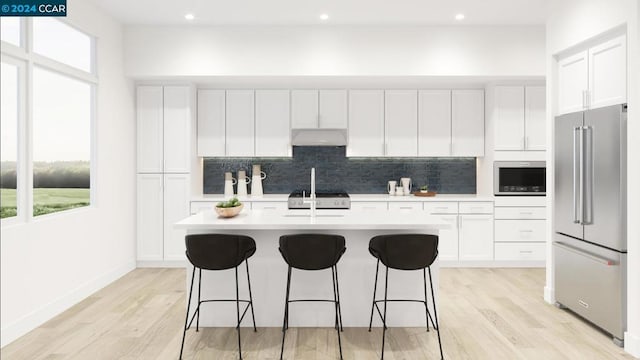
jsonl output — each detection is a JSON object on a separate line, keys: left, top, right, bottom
{"left": 578, "top": 126, "right": 585, "bottom": 225}
{"left": 572, "top": 126, "right": 581, "bottom": 224}
{"left": 583, "top": 126, "right": 593, "bottom": 225}
{"left": 554, "top": 242, "right": 616, "bottom": 266}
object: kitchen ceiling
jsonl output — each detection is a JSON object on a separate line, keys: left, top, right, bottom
{"left": 87, "top": 0, "right": 547, "bottom": 25}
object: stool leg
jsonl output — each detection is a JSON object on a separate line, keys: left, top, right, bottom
{"left": 179, "top": 266, "right": 196, "bottom": 359}
{"left": 380, "top": 267, "right": 389, "bottom": 360}
{"left": 235, "top": 266, "right": 243, "bottom": 360}
{"left": 333, "top": 265, "right": 344, "bottom": 332}
{"left": 196, "top": 268, "right": 202, "bottom": 332}
{"left": 428, "top": 267, "right": 444, "bottom": 360}
{"left": 332, "top": 266, "right": 344, "bottom": 360}
{"left": 245, "top": 259, "right": 257, "bottom": 332}
{"left": 423, "top": 268, "right": 430, "bottom": 332}
{"left": 368, "top": 259, "right": 380, "bottom": 332}
{"left": 280, "top": 266, "right": 292, "bottom": 360}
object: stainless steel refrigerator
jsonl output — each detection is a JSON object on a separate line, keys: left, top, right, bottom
{"left": 554, "top": 104, "right": 627, "bottom": 345}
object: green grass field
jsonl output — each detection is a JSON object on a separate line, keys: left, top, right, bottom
{"left": 0, "top": 188, "right": 90, "bottom": 218}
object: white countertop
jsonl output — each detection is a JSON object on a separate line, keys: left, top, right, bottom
{"left": 175, "top": 209, "right": 450, "bottom": 231}
{"left": 191, "top": 194, "right": 494, "bottom": 202}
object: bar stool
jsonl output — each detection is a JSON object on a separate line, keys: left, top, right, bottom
{"left": 367, "top": 234, "right": 443, "bottom": 360}
{"left": 179, "top": 234, "right": 257, "bottom": 360}
{"left": 278, "top": 234, "right": 346, "bottom": 360}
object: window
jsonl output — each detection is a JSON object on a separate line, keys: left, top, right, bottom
{"left": 33, "top": 18, "right": 92, "bottom": 73}
{"left": 32, "top": 67, "right": 91, "bottom": 216}
{"left": 1, "top": 61, "right": 19, "bottom": 219}
{"left": 0, "top": 18, "right": 21, "bottom": 47}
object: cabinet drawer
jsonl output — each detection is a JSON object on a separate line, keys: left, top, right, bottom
{"left": 388, "top": 202, "right": 422, "bottom": 211}
{"left": 495, "top": 219, "right": 546, "bottom": 242}
{"left": 251, "top": 201, "right": 287, "bottom": 210}
{"left": 495, "top": 207, "right": 546, "bottom": 220}
{"left": 495, "top": 243, "right": 545, "bottom": 261}
{"left": 351, "top": 202, "right": 388, "bottom": 211}
{"left": 423, "top": 202, "right": 458, "bottom": 214}
{"left": 459, "top": 202, "right": 493, "bottom": 214}
{"left": 190, "top": 201, "right": 218, "bottom": 214}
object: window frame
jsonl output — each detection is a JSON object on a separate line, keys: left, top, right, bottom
{"left": 0, "top": 18, "right": 97, "bottom": 225}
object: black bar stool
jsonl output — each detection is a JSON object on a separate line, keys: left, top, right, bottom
{"left": 278, "top": 234, "right": 346, "bottom": 360}
{"left": 179, "top": 234, "right": 257, "bottom": 360}
{"left": 367, "top": 234, "right": 443, "bottom": 360}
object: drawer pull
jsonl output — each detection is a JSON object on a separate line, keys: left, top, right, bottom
{"left": 519, "top": 212, "right": 533, "bottom": 215}
{"left": 519, "top": 229, "right": 534, "bottom": 233}
{"left": 519, "top": 250, "right": 533, "bottom": 254}
{"left": 435, "top": 207, "right": 448, "bottom": 210}
{"left": 263, "top": 207, "right": 277, "bottom": 210}
{"left": 399, "top": 206, "right": 413, "bottom": 210}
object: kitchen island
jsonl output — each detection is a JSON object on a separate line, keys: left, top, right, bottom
{"left": 175, "top": 209, "right": 449, "bottom": 327}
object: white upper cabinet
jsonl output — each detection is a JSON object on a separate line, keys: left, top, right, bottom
{"left": 452, "top": 90, "right": 484, "bottom": 156}
{"left": 292, "top": 89, "right": 347, "bottom": 128}
{"left": 557, "top": 34, "right": 626, "bottom": 115}
{"left": 418, "top": 90, "right": 451, "bottom": 156}
{"left": 588, "top": 35, "right": 626, "bottom": 109}
{"left": 197, "top": 90, "right": 225, "bottom": 157}
{"left": 291, "top": 90, "right": 318, "bottom": 128}
{"left": 347, "top": 90, "right": 385, "bottom": 157}
{"left": 255, "top": 90, "right": 291, "bottom": 157}
{"left": 163, "top": 86, "right": 191, "bottom": 173}
{"left": 524, "top": 86, "right": 546, "bottom": 151}
{"left": 385, "top": 90, "right": 418, "bottom": 157}
{"left": 494, "top": 86, "right": 545, "bottom": 151}
{"left": 137, "top": 86, "right": 191, "bottom": 173}
{"left": 226, "top": 90, "right": 255, "bottom": 156}
{"left": 137, "top": 86, "right": 163, "bottom": 173}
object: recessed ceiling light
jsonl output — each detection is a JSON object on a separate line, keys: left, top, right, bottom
{"left": 185, "top": 13, "right": 195, "bottom": 21}
{"left": 319, "top": 14, "right": 329, "bottom": 21}
{"left": 455, "top": 13, "right": 465, "bottom": 21}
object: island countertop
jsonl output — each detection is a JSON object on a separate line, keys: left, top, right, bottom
{"left": 175, "top": 209, "right": 451, "bottom": 231}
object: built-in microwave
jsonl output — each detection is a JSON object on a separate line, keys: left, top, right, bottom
{"left": 494, "top": 161, "right": 546, "bottom": 196}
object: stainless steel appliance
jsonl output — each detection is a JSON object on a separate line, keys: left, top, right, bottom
{"left": 553, "top": 104, "right": 627, "bottom": 346}
{"left": 494, "top": 161, "right": 546, "bottom": 196}
{"left": 288, "top": 191, "right": 350, "bottom": 209}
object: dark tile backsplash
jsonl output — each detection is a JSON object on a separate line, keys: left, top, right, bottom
{"left": 203, "top": 146, "right": 476, "bottom": 194}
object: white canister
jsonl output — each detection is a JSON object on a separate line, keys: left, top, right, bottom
{"left": 400, "top": 177, "right": 412, "bottom": 196}
{"left": 251, "top": 165, "right": 267, "bottom": 196}
{"left": 387, "top": 180, "right": 397, "bottom": 195}
{"left": 237, "top": 170, "right": 251, "bottom": 196}
{"left": 224, "top": 172, "right": 237, "bottom": 198}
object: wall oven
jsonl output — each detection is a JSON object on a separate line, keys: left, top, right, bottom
{"left": 494, "top": 161, "right": 546, "bottom": 196}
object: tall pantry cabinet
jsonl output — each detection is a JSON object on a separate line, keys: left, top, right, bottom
{"left": 136, "top": 86, "right": 192, "bottom": 265}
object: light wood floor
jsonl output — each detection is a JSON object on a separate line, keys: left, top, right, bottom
{"left": 2, "top": 268, "right": 634, "bottom": 360}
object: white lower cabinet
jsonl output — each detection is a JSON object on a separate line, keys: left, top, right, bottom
{"left": 137, "top": 173, "right": 190, "bottom": 263}
{"left": 435, "top": 214, "right": 459, "bottom": 261}
{"left": 495, "top": 243, "right": 545, "bottom": 261}
{"left": 494, "top": 197, "right": 546, "bottom": 262}
{"left": 458, "top": 214, "right": 494, "bottom": 261}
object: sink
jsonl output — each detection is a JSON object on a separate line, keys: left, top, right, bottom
{"left": 283, "top": 214, "right": 345, "bottom": 218}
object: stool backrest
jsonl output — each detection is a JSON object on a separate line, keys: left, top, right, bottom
{"left": 185, "top": 234, "right": 256, "bottom": 270}
{"left": 279, "top": 234, "right": 346, "bottom": 270}
{"left": 369, "top": 234, "right": 439, "bottom": 270}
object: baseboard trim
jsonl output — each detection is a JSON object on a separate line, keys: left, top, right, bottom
{"left": 137, "top": 260, "right": 186, "bottom": 268}
{"left": 0, "top": 260, "right": 135, "bottom": 348}
{"left": 625, "top": 331, "right": 640, "bottom": 358}
{"left": 544, "top": 285, "right": 555, "bottom": 304}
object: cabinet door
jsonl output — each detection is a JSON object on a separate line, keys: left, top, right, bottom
{"left": 385, "top": 90, "right": 418, "bottom": 157}
{"left": 291, "top": 90, "right": 318, "bottom": 128}
{"left": 347, "top": 90, "right": 385, "bottom": 157}
{"left": 163, "top": 173, "right": 190, "bottom": 261}
{"left": 197, "top": 90, "right": 225, "bottom": 157}
{"left": 255, "top": 90, "right": 291, "bottom": 157}
{"left": 319, "top": 90, "right": 347, "bottom": 128}
{"left": 226, "top": 90, "right": 255, "bottom": 156}
{"left": 163, "top": 86, "right": 191, "bottom": 173}
{"left": 136, "top": 86, "right": 163, "bottom": 173}
{"left": 524, "top": 86, "right": 546, "bottom": 151}
{"left": 437, "top": 214, "right": 459, "bottom": 261}
{"left": 452, "top": 90, "right": 484, "bottom": 156}
{"left": 589, "top": 35, "right": 626, "bottom": 109}
{"left": 494, "top": 86, "right": 525, "bottom": 151}
{"left": 558, "top": 50, "right": 588, "bottom": 115}
{"left": 459, "top": 214, "right": 494, "bottom": 261}
{"left": 137, "top": 174, "right": 163, "bottom": 261}
{"left": 418, "top": 90, "right": 451, "bottom": 156}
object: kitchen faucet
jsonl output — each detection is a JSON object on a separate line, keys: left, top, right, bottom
{"left": 302, "top": 168, "right": 317, "bottom": 217}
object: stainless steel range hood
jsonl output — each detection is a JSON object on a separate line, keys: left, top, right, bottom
{"left": 291, "top": 128, "right": 348, "bottom": 146}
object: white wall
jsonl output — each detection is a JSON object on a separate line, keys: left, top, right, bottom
{"left": 124, "top": 25, "right": 545, "bottom": 78}
{"left": 545, "top": 0, "right": 639, "bottom": 356}
{"left": 0, "top": 0, "right": 136, "bottom": 347}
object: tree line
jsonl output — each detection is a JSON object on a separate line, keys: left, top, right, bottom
{"left": 0, "top": 161, "right": 90, "bottom": 189}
